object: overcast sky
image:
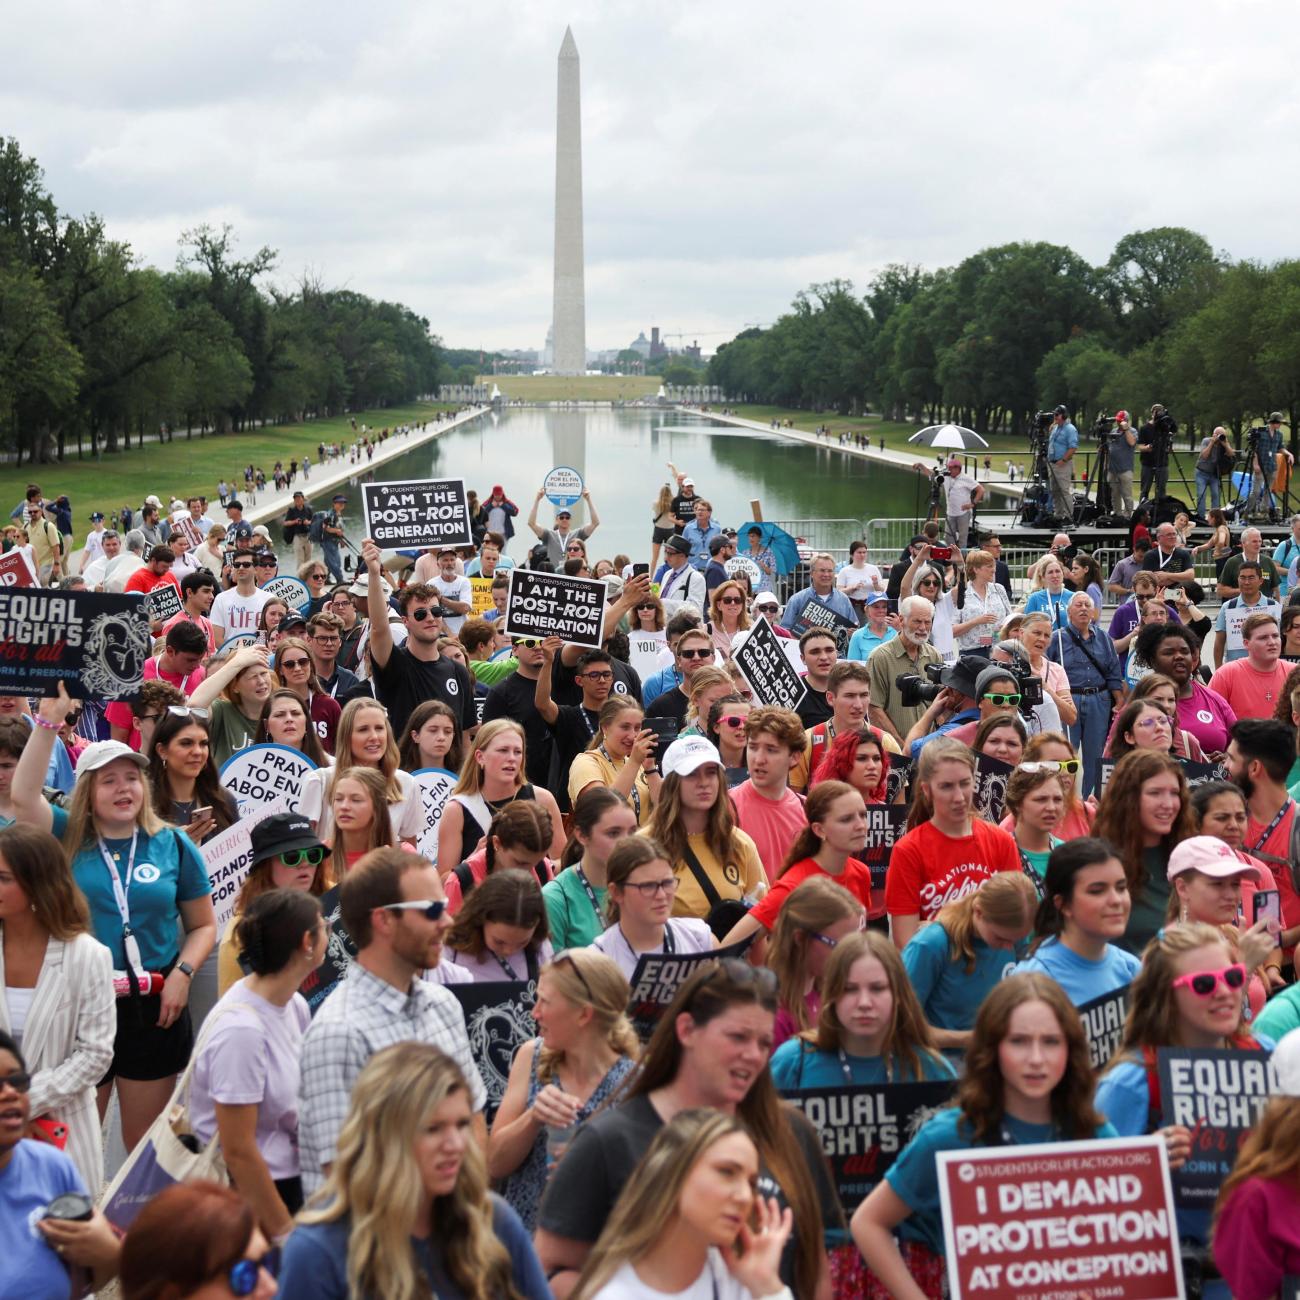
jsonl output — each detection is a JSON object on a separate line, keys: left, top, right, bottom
{"left": 5, "top": 0, "right": 1298, "bottom": 354}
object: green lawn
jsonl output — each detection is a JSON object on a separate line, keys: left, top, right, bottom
{"left": 0, "top": 402, "right": 453, "bottom": 522}
{"left": 483, "top": 374, "right": 661, "bottom": 402}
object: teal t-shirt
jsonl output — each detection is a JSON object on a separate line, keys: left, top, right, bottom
{"left": 769, "top": 1039, "right": 955, "bottom": 1092}
{"left": 1254, "top": 985, "right": 1300, "bottom": 1042}
{"left": 1018, "top": 836, "right": 1064, "bottom": 881}
{"left": 887, "top": 1107, "right": 1119, "bottom": 1254}
{"left": 70, "top": 825, "right": 212, "bottom": 971}
{"left": 1011, "top": 938, "right": 1139, "bottom": 1005}
{"left": 542, "top": 865, "right": 608, "bottom": 951}
{"left": 901, "top": 922, "right": 1023, "bottom": 1031}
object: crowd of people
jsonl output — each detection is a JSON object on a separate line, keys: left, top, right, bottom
{"left": 8, "top": 447, "right": 1300, "bottom": 1300}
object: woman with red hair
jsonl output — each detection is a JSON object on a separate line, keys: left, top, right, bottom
{"left": 811, "top": 726, "right": 890, "bottom": 804}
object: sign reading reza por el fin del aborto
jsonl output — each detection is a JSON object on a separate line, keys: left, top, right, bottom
{"left": 362, "top": 478, "right": 473, "bottom": 550}
{"left": 502, "top": 569, "right": 606, "bottom": 650}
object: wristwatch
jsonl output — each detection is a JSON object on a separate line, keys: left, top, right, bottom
{"left": 177, "top": 961, "right": 195, "bottom": 979}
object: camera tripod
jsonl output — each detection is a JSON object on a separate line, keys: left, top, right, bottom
{"left": 1137, "top": 424, "right": 1195, "bottom": 524}
{"left": 1013, "top": 418, "right": 1056, "bottom": 528}
{"left": 1227, "top": 426, "right": 1292, "bottom": 523}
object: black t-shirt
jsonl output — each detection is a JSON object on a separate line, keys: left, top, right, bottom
{"left": 549, "top": 705, "right": 600, "bottom": 810}
{"left": 551, "top": 657, "right": 643, "bottom": 708}
{"left": 284, "top": 505, "right": 312, "bottom": 539}
{"left": 670, "top": 491, "right": 698, "bottom": 530}
{"left": 1140, "top": 547, "right": 1193, "bottom": 576}
{"left": 646, "top": 685, "right": 689, "bottom": 728}
{"left": 538, "top": 1093, "right": 841, "bottom": 1288}
{"left": 1138, "top": 421, "right": 1169, "bottom": 468}
{"left": 482, "top": 671, "right": 556, "bottom": 790}
{"left": 371, "top": 643, "right": 476, "bottom": 739}
{"left": 886, "top": 558, "right": 912, "bottom": 602}
{"left": 796, "top": 686, "right": 833, "bottom": 729}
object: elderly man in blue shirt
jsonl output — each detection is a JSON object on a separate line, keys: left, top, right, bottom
{"left": 781, "top": 553, "right": 857, "bottom": 633}
{"left": 680, "top": 497, "right": 721, "bottom": 571}
{"left": 1048, "top": 590, "right": 1126, "bottom": 798}
{"left": 1046, "top": 404, "right": 1079, "bottom": 522}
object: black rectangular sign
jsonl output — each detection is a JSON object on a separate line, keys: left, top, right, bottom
{"left": 733, "top": 618, "right": 807, "bottom": 710}
{"left": 860, "top": 805, "right": 910, "bottom": 895}
{"left": 1078, "top": 985, "right": 1131, "bottom": 1070}
{"left": 362, "top": 477, "right": 473, "bottom": 549}
{"left": 144, "top": 582, "right": 183, "bottom": 624}
{"left": 449, "top": 980, "right": 538, "bottom": 1123}
{"left": 627, "top": 939, "right": 754, "bottom": 1039}
{"left": 502, "top": 569, "right": 606, "bottom": 649}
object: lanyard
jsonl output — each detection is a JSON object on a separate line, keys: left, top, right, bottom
{"left": 97, "top": 831, "right": 147, "bottom": 980}
{"left": 573, "top": 864, "right": 603, "bottom": 922}
{"left": 154, "top": 654, "right": 193, "bottom": 695}
{"left": 599, "top": 745, "right": 641, "bottom": 822}
{"left": 837, "top": 1048, "right": 892, "bottom": 1086}
{"left": 580, "top": 707, "right": 596, "bottom": 739}
{"left": 489, "top": 947, "right": 520, "bottom": 980}
{"left": 620, "top": 922, "right": 675, "bottom": 966}
{"left": 1250, "top": 799, "right": 1293, "bottom": 854}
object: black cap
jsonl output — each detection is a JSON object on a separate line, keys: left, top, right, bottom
{"left": 1053, "top": 404, "right": 1068, "bottom": 416}
{"left": 938, "top": 654, "right": 990, "bottom": 701}
{"left": 664, "top": 535, "right": 692, "bottom": 556}
{"left": 250, "top": 813, "right": 326, "bottom": 864}
{"left": 232, "top": 521, "right": 253, "bottom": 539}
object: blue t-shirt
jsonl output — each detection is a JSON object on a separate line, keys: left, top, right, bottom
{"left": 886, "top": 1107, "right": 1118, "bottom": 1254}
{"left": 901, "top": 923, "right": 1022, "bottom": 1031}
{"left": 0, "top": 1140, "right": 87, "bottom": 1300}
{"left": 641, "top": 665, "right": 682, "bottom": 706}
{"left": 1011, "top": 939, "right": 1139, "bottom": 1005}
{"left": 1023, "top": 587, "right": 1071, "bottom": 628}
{"left": 770, "top": 1039, "right": 955, "bottom": 1091}
{"left": 69, "top": 825, "right": 211, "bottom": 971}
{"left": 846, "top": 625, "right": 896, "bottom": 662}
{"left": 277, "top": 1193, "right": 550, "bottom": 1300}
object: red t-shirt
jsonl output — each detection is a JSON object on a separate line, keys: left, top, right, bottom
{"left": 885, "top": 818, "right": 1020, "bottom": 921}
{"left": 103, "top": 654, "right": 207, "bottom": 747}
{"left": 729, "top": 780, "right": 805, "bottom": 883}
{"left": 749, "top": 855, "right": 874, "bottom": 931}
{"left": 123, "top": 568, "right": 179, "bottom": 596}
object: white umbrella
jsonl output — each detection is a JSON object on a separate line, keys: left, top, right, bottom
{"left": 908, "top": 423, "right": 989, "bottom": 451}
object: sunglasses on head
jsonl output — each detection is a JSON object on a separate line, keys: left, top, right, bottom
{"left": 382, "top": 899, "right": 448, "bottom": 922}
{"left": 551, "top": 951, "right": 595, "bottom": 1000}
{"left": 1172, "top": 963, "right": 1246, "bottom": 997}
{"left": 226, "top": 1246, "right": 281, "bottom": 1298}
{"left": 1019, "top": 758, "right": 1081, "bottom": 775}
{"left": 280, "top": 846, "right": 326, "bottom": 868}
{"left": 167, "top": 705, "right": 210, "bottom": 720}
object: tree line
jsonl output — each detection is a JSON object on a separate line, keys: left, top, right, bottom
{"left": 0, "top": 137, "right": 443, "bottom": 465}
{"left": 707, "top": 228, "right": 1300, "bottom": 449}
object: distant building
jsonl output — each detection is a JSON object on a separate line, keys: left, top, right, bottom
{"left": 628, "top": 331, "right": 651, "bottom": 358}
{"left": 649, "top": 326, "right": 667, "bottom": 360}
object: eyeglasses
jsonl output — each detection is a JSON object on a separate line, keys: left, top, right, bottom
{"left": 382, "top": 899, "right": 448, "bottom": 921}
{"left": 227, "top": 1246, "right": 281, "bottom": 1297}
{"left": 717, "top": 715, "right": 747, "bottom": 729}
{"left": 1133, "top": 715, "right": 1171, "bottom": 731}
{"left": 679, "top": 648, "right": 712, "bottom": 660}
{"left": 622, "top": 877, "right": 680, "bottom": 898}
{"left": 311, "top": 633, "right": 341, "bottom": 644}
{"left": 808, "top": 916, "right": 867, "bottom": 948}
{"left": 0, "top": 1070, "right": 32, "bottom": 1093}
{"left": 409, "top": 608, "right": 443, "bottom": 622}
{"left": 982, "top": 692, "right": 1021, "bottom": 707}
{"left": 718, "top": 596, "right": 744, "bottom": 606}
{"left": 166, "top": 706, "right": 210, "bottom": 720}
{"left": 581, "top": 670, "right": 614, "bottom": 682}
{"left": 1019, "top": 759, "right": 1081, "bottom": 775}
{"left": 280, "top": 846, "right": 326, "bottom": 868}
{"left": 1172, "top": 963, "right": 1246, "bottom": 997}
{"left": 280, "top": 658, "right": 311, "bottom": 670}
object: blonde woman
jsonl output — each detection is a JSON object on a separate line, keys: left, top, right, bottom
{"left": 650, "top": 484, "right": 676, "bottom": 574}
{"left": 681, "top": 665, "right": 737, "bottom": 737}
{"left": 278, "top": 1042, "right": 550, "bottom": 1300}
{"left": 490, "top": 950, "right": 639, "bottom": 1230}
{"left": 1016, "top": 611, "right": 1078, "bottom": 725}
{"left": 709, "top": 580, "right": 751, "bottom": 656}
{"left": 568, "top": 697, "right": 659, "bottom": 827}
{"left": 437, "top": 719, "right": 565, "bottom": 872}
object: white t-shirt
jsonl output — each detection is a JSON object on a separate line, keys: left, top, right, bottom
{"left": 836, "top": 561, "right": 883, "bottom": 601}
{"left": 431, "top": 573, "right": 473, "bottom": 633}
{"left": 297, "top": 765, "right": 424, "bottom": 841}
{"left": 593, "top": 1252, "right": 790, "bottom": 1300}
{"left": 592, "top": 918, "right": 715, "bottom": 982}
{"left": 104, "top": 553, "right": 145, "bottom": 593}
{"left": 943, "top": 472, "right": 979, "bottom": 515}
{"left": 211, "top": 585, "right": 273, "bottom": 639}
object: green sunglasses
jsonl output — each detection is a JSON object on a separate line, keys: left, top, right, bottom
{"left": 280, "top": 846, "right": 327, "bottom": 868}
{"left": 983, "top": 692, "right": 1021, "bottom": 707}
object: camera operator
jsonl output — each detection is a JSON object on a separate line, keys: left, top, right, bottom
{"left": 1137, "top": 404, "right": 1174, "bottom": 502}
{"left": 1194, "top": 424, "right": 1235, "bottom": 517}
{"left": 1246, "top": 411, "right": 1292, "bottom": 521}
{"left": 866, "top": 594, "right": 944, "bottom": 746}
{"left": 1106, "top": 409, "right": 1138, "bottom": 516}
{"left": 941, "top": 455, "right": 983, "bottom": 550}
{"left": 990, "top": 639, "right": 1061, "bottom": 736}
{"left": 908, "top": 659, "right": 1028, "bottom": 756}
{"left": 1046, "top": 405, "right": 1078, "bottom": 521}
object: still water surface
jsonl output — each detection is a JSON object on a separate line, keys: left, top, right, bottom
{"left": 308, "top": 407, "right": 924, "bottom": 563}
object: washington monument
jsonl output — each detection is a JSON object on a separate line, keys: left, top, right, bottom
{"left": 552, "top": 27, "right": 586, "bottom": 375}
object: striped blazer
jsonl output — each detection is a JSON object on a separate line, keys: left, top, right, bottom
{"left": 0, "top": 929, "right": 115, "bottom": 1192}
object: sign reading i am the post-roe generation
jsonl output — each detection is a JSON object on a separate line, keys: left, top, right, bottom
{"left": 502, "top": 569, "right": 606, "bottom": 650}
{"left": 362, "top": 478, "right": 473, "bottom": 550}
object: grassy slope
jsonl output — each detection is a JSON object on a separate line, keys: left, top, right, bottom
{"left": 0, "top": 402, "right": 452, "bottom": 521}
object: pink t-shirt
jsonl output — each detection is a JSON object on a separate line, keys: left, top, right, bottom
{"left": 1207, "top": 658, "right": 1294, "bottom": 725}
{"left": 729, "top": 780, "right": 806, "bottom": 883}
{"left": 1174, "top": 680, "right": 1236, "bottom": 755}
{"left": 1214, "top": 1176, "right": 1300, "bottom": 1300}
{"left": 103, "top": 654, "right": 208, "bottom": 745}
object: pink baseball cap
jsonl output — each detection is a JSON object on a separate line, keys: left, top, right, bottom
{"left": 1166, "top": 835, "right": 1261, "bottom": 882}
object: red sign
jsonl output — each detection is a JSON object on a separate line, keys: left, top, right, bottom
{"left": 0, "top": 552, "right": 34, "bottom": 588}
{"left": 937, "top": 1137, "right": 1183, "bottom": 1300}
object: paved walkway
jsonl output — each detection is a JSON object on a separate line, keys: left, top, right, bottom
{"left": 680, "top": 407, "right": 1026, "bottom": 503}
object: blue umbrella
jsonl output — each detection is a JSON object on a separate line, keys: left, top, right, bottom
{"left": 745, "top": 522, "right": 800, "bottom": 576}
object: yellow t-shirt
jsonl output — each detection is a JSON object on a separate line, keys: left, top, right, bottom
{"left": 216, "top": 916, "right": 245, "bottom": 997}
{"left": 568, "top": 749, "right": 653, "bottom": 826}
{"left": 653, "top": 828, "right": 766, "bottom": 921}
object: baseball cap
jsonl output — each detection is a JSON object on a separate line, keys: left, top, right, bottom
{"left": 754, "top": 593, "right": 779, "bottom": 610}
{"left": 556, "top": 509, "right": 572, "bottom": 519}
{"left": 232, "top": 522, "right": 253, "bottom": 540}
{"left": 144, "top": 495, "right": 162, "bottom": 508}
{"left": 682, "top": 476, "right": 695, "bottom": 488}
{"left": 1115, "top": 410, "right": 1129, "bottom": 423}
{"left": 332, "top": 493, "right": 348, "bottom": 504}
{"left": 662, "top": 735, "right": 723, "bottom": 778}
{"left": 348, "top": 571, "right": 393, "bottom": 599}
{"left": 78, "top": 740, "right": 149, "bottom": 775}
{"left": 946, "top": 455, "right": 962, "bottom": 469}
{"left": 491, "top": 484, "right": 504, "bottom": 495}
{"left": 1270, "top": 1029, "right": 1300, "bottom": 1097}
{"left": 1166, "top": 835, "right": 1261, "bottom": 882}
{"left": 89, "top": 512, "right": 104, "bottom": 522}
{"left": 250, "top": 813, "right": 325, "bottom": 865}
{"left": 865, "top": 592, "right": 889, "bottom": 607}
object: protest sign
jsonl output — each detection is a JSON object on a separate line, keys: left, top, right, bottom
{"left": 724, "top": 555, "right": 763, "bottom": 586}
{"left": 542, "top": 465, "right": 584, "bottom": 508}
{"left": 502, "top": 568, "right": 606, "bottom": 649}
{"left": 214, "top": 631, "right": 258, "bottom": 656}
{"left": 798, "top": 596, "right": 856, "bottom": 634}
{"left": 219, "top": 744, "right": 316, "bottom": 818}
{"left": 174, "top": 515, "right": 205, "bottom": 549}
{"left": 973, "top": 751, "right": 1014, "bottom": 823}
{"left": 362, "top": 477, "right": 472, "bottom": 550}
{"left": 260, "top": 575, "right": 311, "bottom": 612}
{"left": 201, "top": 797, "right": 292, "bottom": 935}
{"left": 938, "top": 1136, "right": 1183, "bottom": 1300}
{"left": 0, "top": 589, "right": 151, "bottom": 700}
{"left": 860, "top": 805, "right": 910, "bottom": 895}
{"left": 0, "top": 551, "right": 35, "bottom": 588}
{"left": 469, "top": 576, "right": 495, "bottom": 616}
{"left": 144, "top": 583, "right": 183, "bottom": 624}
{"left": 300, "top": 884, "right": 354, "bottom": 1015}
{"left": 1157, "top": 1044, "right": 1277, "bottom": 1208}
{"left": 450, "top": 979, "right": 538, "bottom": 1122}
{"left": 628, "top": 630, "right": 667, "bottom": 683}
{"left": 733, "top": 619, "right": 806, "bottom": 710}
{"left": 628, "top": 939, "right": 753, "bottom": 1039}
{"left": 786, "top": 1080, "right": 956, "bottom": 1215}
{"left": 1100, "top": 755, "right": 1227, "bottom": 796}
{"left": 885, "top": 754, "right": 912, "bottom": 805}
{"left": 411, "top": 767, "right": 457, "bottom": 860}
{"left": 1078, "top": 985, "right": 1131, "bottom": 1070}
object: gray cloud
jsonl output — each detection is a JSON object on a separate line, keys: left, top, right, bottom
{"left": 4, "top": 0, "right": 1297, "bottom": 352}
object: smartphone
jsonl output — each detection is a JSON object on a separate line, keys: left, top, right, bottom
{"left": 190, "top": 806, "right": 213, "bottom": 821}
{"left": 929, "top": 544, "right": 954, "bottom": 563}
{"left": 42, "top": 1191, "right": 91, "bottom": 1221}
{"left": 632, "top": 562, "right": 650, "bottom": 577}
{"left": 1253, "top": 889, "right": 1282, "bottom": 929}
{"left": 31, "top": 1118, "right": 69, "bottom": 1151}
{"left": 886, "top": 598, "right": 899, "bottom": 615}
{"left": 643, "top": 716, "right": 679, "bottom": 759}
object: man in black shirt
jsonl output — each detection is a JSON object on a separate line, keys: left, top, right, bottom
{"left": 534, "top": 639, "right": 617, "bottom": 808}
{"left": 886, "top": 536, "right": 929, "bottom": 602}
{"left": 481, "top": 637, "right": 556, "bottom": 789}
{"left": 360, "top": 539, "right": 476, "bottom": 740}
{"left": 282, "top": 491, "right": 314, "bottom": 567}
{"left": 670, "top": 476, "right": 698, "bottom": 533}
{"left": 795, "top": 627, "right": 838, "bottom": 728}
{"left": 645, "top": 625, "right": 714, "bottom": 727}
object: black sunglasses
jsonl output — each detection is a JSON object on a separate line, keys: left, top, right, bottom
{"left": 409, "top": 608, "right": 444, "bottom": 622}
{"left": 0, "top": 1070, "right": 32, "bottom": 1093}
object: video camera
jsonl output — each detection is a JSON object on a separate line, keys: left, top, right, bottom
{"left": 1002, "top": 660, "right": 1045, "bottom": 714}
{"left": 1149, "top": 406, "right": 1177, "bottom": 437}
{"left": 896, "top": 662, "right": 945, "bottom": 710}
{"left": 1092, "top": 413, "right": 1116, "bottom": 439}
{"left": 1032, "top": 411, "right": 1054, "bottom": 431}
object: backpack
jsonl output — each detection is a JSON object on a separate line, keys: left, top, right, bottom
{"left": 308, "top": 511, "right": 327, "bottom": 544}
{"left": 452, "top": 859, "right": 549, "bottom": 900}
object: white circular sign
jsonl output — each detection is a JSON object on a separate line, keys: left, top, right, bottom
{"left": 724, "top": 556, "right": 763, "bottom": 585}
{"left": 543, "top": 465, "right": 584, "bottom": 508}
{"left": 219, "top": 744, "right": 317, "bottom": 818}
{"left": 261, "top": 575, "right": 311, "bottom": 613}
{"left": 412, "top": 768, "right": 458, "bottom": 859}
